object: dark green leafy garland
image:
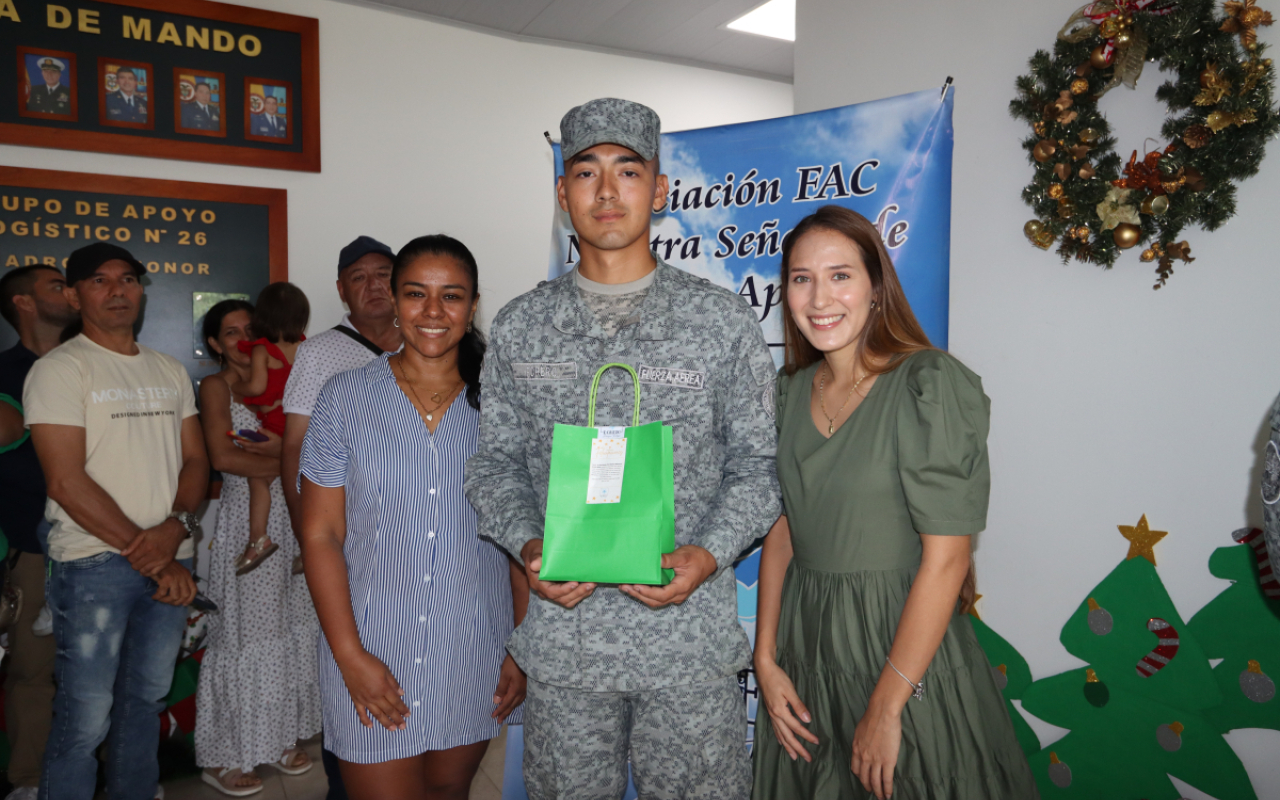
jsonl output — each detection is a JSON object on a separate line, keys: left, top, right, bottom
{"left": 1011, "top": 0, "right": 1278, "bottom": 287}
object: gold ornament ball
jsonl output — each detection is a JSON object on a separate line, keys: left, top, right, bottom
{"left": 1024, "top": 219, "right": 1045, "bottom": 240}
{"left": 1075, "top": 226, "right": 1092, "bottom": 241}
{"left": 1140, "top": 248, "right": 1157, "bottom": 262}
{"left": 1034, "top": 230, "right": 1056, "bottom": 249}
{"left": 1099, "top": 18, "right": 1120, "bottom": 38}
{"left": 1034, "top": 121, "right": 1047, "bottom": 137}
{"left": 1033, "top": 140, "right": 1058, "bottom": 163}
{"left": 1070, "top": 78, "right": 1090, "bottom": 95}
{"left": 1091, "top": 45, "right": 1112, "bottom": 68}
{"left": 1079, "top": 128, "right": 1100, "bottom": 144}
{"left": 1113, "top": 222, "right": 1141, "bottom": 249}
{"left": 1057, "top": 199, "right": 1075, "bottom": 219}
{"left": 1048, "top": 183, "right": 1065, "bottom": 200}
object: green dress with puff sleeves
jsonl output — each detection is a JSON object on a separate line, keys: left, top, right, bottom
{"left": 751, "top": 350, "right": 1037, "bottom": 800}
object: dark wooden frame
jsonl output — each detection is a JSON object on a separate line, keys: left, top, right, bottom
{"left": 0, "top": 165, "right": 288, "bottom": 282}
{"left": 97, "top": 57, "right": 156, "bottom": 131}
{"left": 243, "top": 76, "right": 293, "bottom": 145}
{"left": 0, "top": 0, "right": 320, "bottom": 172}
{"left": 16, "top": 46, "right": 78, "bottom": 123}
{"left": 173, "top": 67, "right": 227, "bottom": 138}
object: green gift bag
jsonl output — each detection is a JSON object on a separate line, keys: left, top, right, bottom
{"left": 539, "top": 363, "right": 675, "bottom": 585}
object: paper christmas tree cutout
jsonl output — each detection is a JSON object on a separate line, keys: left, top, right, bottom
{"left": 1186, "top": 528, "right": 1280, "bottom": 734}
{"left": 969, "top": 614, "right": 1041, "bottom": 755}
{"left": 1018, "top": 520, "right": 1260, "bottom": 800}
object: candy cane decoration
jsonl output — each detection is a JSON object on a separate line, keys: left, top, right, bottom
{"left": 1136, "top": 617, "right": 1179, "bottom": 677}
{"left": 1233, "top": 528, "right": 1280, "bottom": 599}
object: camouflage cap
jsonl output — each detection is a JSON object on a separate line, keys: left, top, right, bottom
{"left": 559, "top": 98, "right": 660, "bottom": 162}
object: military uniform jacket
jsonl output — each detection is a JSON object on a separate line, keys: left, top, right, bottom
{"left": 28, "top": 84, "right": 70, "bottom": 115}
{"left": 250, "top": 113, "right": 287, "bottom": 137}
{"left": 181, "top": 101, "right": 218, "bottom": 130}
{"left": 105, "top": 91, "right": 146, "bottom": 123}
{"left": 465, "top": 257, "right": 781, "bottom": 692}
{"left": 1262, "top": 393, "right": 1280, "bottom": 577}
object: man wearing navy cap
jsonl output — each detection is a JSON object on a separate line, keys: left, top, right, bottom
{"left": 25, "top": 242, "right": 207, "bottom": 800}
{"left": 27, "top": 58, "right": 70, "bottom": 115}
{"left": 467, "top": 98, "right": 779, "bottom": 798}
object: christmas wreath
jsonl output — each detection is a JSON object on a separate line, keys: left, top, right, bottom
{"left": 1011, "top": 0, "right": 1278, "bottom": 287}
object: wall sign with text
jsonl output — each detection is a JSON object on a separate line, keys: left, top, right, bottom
{"left": 0, "top": 165, "right": 286, "bottom": 380}
{"left": 0, "top": 0, "right": 319, "bottom": 172}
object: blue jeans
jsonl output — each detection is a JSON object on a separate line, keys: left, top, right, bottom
{"left": 38, "top": 551, "right": 191, "bottom": 800}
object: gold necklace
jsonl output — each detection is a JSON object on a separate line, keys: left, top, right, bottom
{"left": 818, "top": 361, "right": 869, "bottom": 435}
{"left": 393, "top": 354, "right": 462, "bottom": 423}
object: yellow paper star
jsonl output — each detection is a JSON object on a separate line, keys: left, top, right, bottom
{"left": 969, "top": 593, "right": 984, "bottom": 619}
{"left": 1118, "top": 514, "right": 1168, "bottom": 565}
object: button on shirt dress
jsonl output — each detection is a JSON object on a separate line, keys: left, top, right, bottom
{"left": 299, "top": 355, "right": 519, "bottom": 764}
{"left": 751, "top": 351, "right": 1037, "bottom": 800}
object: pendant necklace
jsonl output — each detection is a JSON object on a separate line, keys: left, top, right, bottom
{"left": 818, "top": 361, "right": 869, "bottom": 435}
{"left": 394, "top": 354, "right": 462, "bottom": 422}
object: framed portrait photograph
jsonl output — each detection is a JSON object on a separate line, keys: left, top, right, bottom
{"left": 174, "top": 68, "right": 226, "bottom": 138}
{"left": 98, "top": 58, "right": 153, "bottom": 131}
{"left": 244, "top": 77, "right": 293, "bottom": 145}
{"left": 17, "top": 46, "right": 77, "bottom": 122}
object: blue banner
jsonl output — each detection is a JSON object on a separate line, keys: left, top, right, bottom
{"left": 510, "top": 87, "right": 956, "bottom": 798}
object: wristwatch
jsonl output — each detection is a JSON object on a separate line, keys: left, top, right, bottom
{"left": 168, "top": 511, "right": 200, "bottom": 539}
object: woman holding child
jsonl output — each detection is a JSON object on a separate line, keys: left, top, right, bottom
{"left": 194, "top": 297, "right": 322, "bottom": 796}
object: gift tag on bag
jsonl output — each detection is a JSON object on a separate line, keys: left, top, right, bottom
{"left": 586, "top": 431, "right": 627, "bottom": 504}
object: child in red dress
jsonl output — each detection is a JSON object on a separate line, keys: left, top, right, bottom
{"left": 229, "top": 282, "right": 309, "bottom": 574}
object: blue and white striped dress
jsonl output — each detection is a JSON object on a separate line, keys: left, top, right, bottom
{"left": 299, "top": 354, "right": 519, "bottom": 764}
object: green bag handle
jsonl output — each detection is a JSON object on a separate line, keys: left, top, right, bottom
{"left": 587, "top": 363, "right": 640, "bottom": 428}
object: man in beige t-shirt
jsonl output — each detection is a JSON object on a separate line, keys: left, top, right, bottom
{"left": 24, "top": 242, "right": 208, "bottom": 800}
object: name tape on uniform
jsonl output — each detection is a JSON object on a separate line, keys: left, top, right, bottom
{"left": 513, "top": 362, "right": 578, "bottom": 381}
{"left": 638, "top": 364, "right": 705, "bottom": 390}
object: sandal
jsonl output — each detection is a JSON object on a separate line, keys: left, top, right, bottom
{"left": 274, "top": 747, "right": 313, "bottom": 776}
{"left": 234, "top": 536, "right": 279, "bottom": 576}
{"left": 201, "top": 767, "right": 263, "bottom": 797}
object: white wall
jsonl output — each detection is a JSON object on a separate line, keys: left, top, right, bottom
{"left": 0, "top": 0, "right": 792, "bottom": 331}
{"left": 796, "top": 1, "right": 1279, "bottom": 796}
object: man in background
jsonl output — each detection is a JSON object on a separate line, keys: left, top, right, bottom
{"left": 250, "top": 95, "right": 287, "bottom": 138}
{"left": 25, "top": 242, "right": 207, "bottom": 800}
{"left": 0, "top": 265, "right": 78, "bottom": 800}
{"left": 105, "top": 68, "right": 147, "bottom": 124}
{"left": 181, "top": 82, "right": 218, "bottom": 131}
{"left": 281, "top": 235, "right": 400, "bottom": 800}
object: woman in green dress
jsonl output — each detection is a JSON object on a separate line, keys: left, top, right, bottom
{"left": 751, "top": 206, "right": 1037, "bottom": 800}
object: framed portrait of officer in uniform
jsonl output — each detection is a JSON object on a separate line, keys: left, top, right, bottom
{"left": 17, "top": 47, "right": 77, "bottom": 122}
{"left": 244, "top": 77, "right": 293, "bottom": 145}
{"left": 174, "top": 68, "right": 226, "bottom": 138}
{"left": 98, "top": 58, "right": 154, "bottom": 131}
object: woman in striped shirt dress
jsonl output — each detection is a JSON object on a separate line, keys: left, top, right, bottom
{"left": 298, "top": 235, "right": 528, "bottom": 800}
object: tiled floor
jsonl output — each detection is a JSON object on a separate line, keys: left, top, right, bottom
{"left": 161, "top": 731, "right": 506, "bottom": 800}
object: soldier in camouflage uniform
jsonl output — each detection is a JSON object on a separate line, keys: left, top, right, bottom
{"left": 1261, "top": 394, "right": 1280, "bottom": 577}
{"left": 464, "top": 98, "right": 780, "bottom": 799}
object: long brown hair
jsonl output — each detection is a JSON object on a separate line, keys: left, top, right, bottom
{"left": 779, "top": 205, "right": 977, "bottom": 614}
{"left": 780, "top": 205, "right": 933, "bottom": 377}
